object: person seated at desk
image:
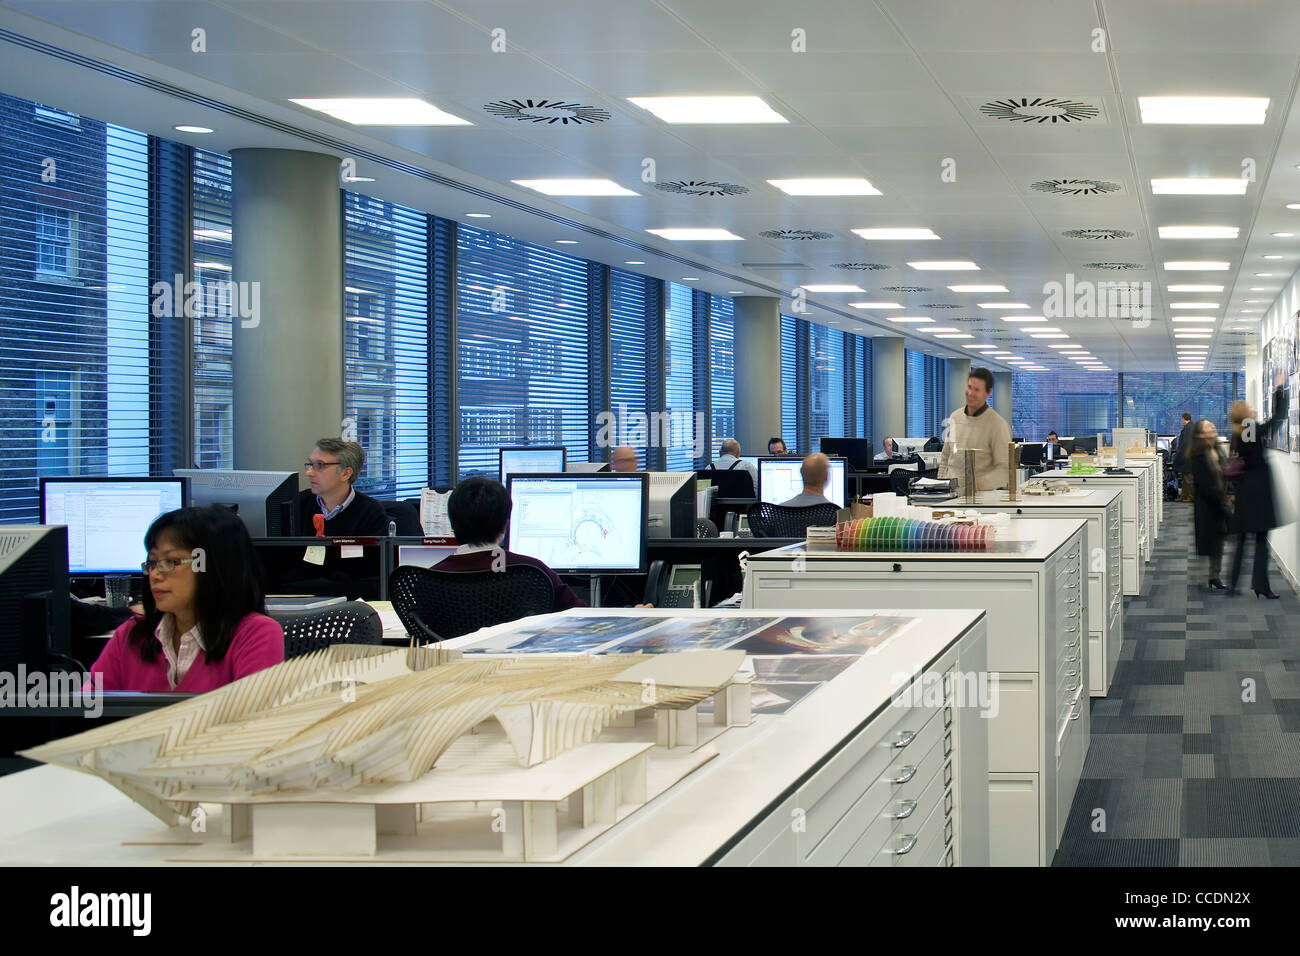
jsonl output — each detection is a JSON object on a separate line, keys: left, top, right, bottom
{"left": 298, "top": 437, "right": 389, "bottom": 536}
{"left": 611, "top": 445, "right": 640, "bottom": 472}
{"left": 767, "top": 436, "right": 788, "bottom": 455}
{"left": 711, "top": 438, "right": 758, "bottom": 486}
{"left": 875, "top": 436, "right": 901, "bottom": 461}
{"left": 433, "top": 477, "right": 585, "bottom": 612}
{"left": 778, "top": 453, "right": 833, "bottom": 507}
{"left": 1043, "top": 431, "right": 1066, "bottom": 466}
{"left": 88, "top": 506, "right": 284, "bottom": 693}
{"left": 938, "top": 367, "right": 1011, "bottom": 491}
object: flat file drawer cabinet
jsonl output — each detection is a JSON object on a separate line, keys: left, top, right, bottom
{"left": 1048, "top": 473, "right": 1146, "bottom": 596}
{"left": 956, "top": 489, "right": 1124, "bottom": 696}
{"left": 741, "top": 518, "right": 1088, "bottom": 866}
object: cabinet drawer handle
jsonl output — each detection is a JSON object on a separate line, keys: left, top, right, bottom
{"left": 1065, "top": 670, "right": 1077, "bottom": 678}
{"left": 1070, "top": 707, "right": 1082, "bottom": 720}
{"left": 893, "top": 729, "right": 917, "bottom": 749}
{"left": 890, "top": 764, "right": 918, "bottom": 785}
{"left": 1065, "top": 596, "right": 1078, "bottom": 604}
{"left": 893, "top": 834, "right": 919, "bottom": 856}
{"left": 1064, "top": 654, "right": 1078, "bottom": 663}
{"left": 893, "top": 799, "right": 918, "bottom": 820}
{"left": 944, "top": 789, "right": 954, "bottom": 817}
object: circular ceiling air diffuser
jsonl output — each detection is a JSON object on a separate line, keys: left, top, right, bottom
{"left": 881, "top": 285, "right": 932, "bottom": 293}
{"left": 1083, "top": 261, "right": 1144, "bottom": 271}
{"left": 1031, "top": 179, "right": 1122, "bottom": 196}
{"left": 483, "top": 99, "right": 611, "bottom": 125}
{"left": 759, "top": 228, "right": 834, "bottom": 240}
{"left": 1063, "top": 227, "right": 1134, "bottom": 239}
{"left": 980, "top": 97, "right": 1100, "bottom": 124}
{"left": 920, "top": 303, "right": 961, "bottom": 309}
{"left": 654, "top": 180, "right": 749, "bottom": 197}
{"left": 829, "top": 262, "right": 891, "bottom": 271}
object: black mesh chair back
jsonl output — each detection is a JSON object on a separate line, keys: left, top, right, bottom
{"left": 272, "top": 601, "right": 383, "bottom": 659}
{"left": 387, "top": 563, "right": 556, "bottom": 643}
{"left": 747, "top": 502, "right": 841, "bottom": 538}
{"left": 379, "top": 499, "right": 422, "bottom": 535}
{"left": 695, "top": 517, "right": 719, "bottom": 538}
{"left": 889, "top": 469, "right": 915, "bottom": 496}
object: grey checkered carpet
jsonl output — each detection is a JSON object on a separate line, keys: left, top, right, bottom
{"left": 1053, "top": 501, "right": 1300, "bottom": 866}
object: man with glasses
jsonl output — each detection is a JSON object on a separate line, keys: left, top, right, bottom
{"left": 297, "top": 437, "right": 389, "bottom": 536}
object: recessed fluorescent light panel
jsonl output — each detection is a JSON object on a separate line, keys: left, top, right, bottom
{"left": 908, "top": 261, "right": 979, "bottom": 270}
{"left": 1001, "top": 316, "right": 1047, "bottom": 323}
{"left": 1157, "top": 226, "right": 1239, "bottom": 239}
{"left": 1171, "top": 317, "right": 1216, "bottom": 324}
{"left": 514, "top": 179, "right": 637, "bottom": 196}
{"left": 980, "top": 302, "right": 1029, "bottom": 309}
{"left": 852, "top": 228, "right": 940, "bottom": 241}
{"left": 628, "top": 96, "right": 787, "bottom": 124}
{"left": 1165, "top": 261, "right": 1231, "bottom": 271}
{"left": 768, "top": 178, "right": 880, "bottom": 195}
{"left": 1168, "top": 302, "right": 1219, "bottom": 309}
{"left": 1030, "top": 333, "right": 1070, "bottom": 339}
{"left": 888, "top": 316, "right": 934, "bottom": 323}
{"left": 645, "top": 228, "right": 743, "bottom": 241}
{"left": 1138, "top": 96, "right": 1269, "bottom": 125}
{"left": 1150, "top": 178, "right": 1248, "bottom": 195}
{"left": 1167, "top": 285, "right": 1223, "bottom": 292}
{"left": 174, "top": 125, "right": 213, "bottom": 133}
{"left": 801, "top": 284, "right": 865, "bottom": 293}
{"left": 949, "top": 285, "right": 1008, "bottom": 293}
{"left": 290, "top": 97, "right": 471, "bottom": 125}
{"left": 935, "top": 333, "right": 973, "bottom": 339}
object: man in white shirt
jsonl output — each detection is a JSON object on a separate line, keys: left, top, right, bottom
{"left": 711, "top": 438, "right": 758, "bottom": 488}
{"left": 875, "top": 436, "right": 900, "bottom": 461}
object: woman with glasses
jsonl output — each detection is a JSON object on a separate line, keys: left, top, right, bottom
{"left": 88, "top": 506, "right": 284, "bottom": 692}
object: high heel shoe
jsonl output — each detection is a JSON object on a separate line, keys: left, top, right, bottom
{"left": 1208, "top": 579, "right": 1227, "bottom": 590}
{"left": 1254, "top": 588, "right": 1280, "bottom": 599}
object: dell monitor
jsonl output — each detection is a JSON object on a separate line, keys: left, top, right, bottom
{"left": 499, "top": 446, "right": 567, "bottom": 485}
{"left": 173, "top": 469, "right": 297, "bottom": 537}
{"left": 819, "top": 438, "right": 874, "bottom": 471}
{"left": 758, "top": 457, "right": 847, "bottom": 508}
{"left": 506, "top": 473, "right": 648, "bottom": 574}
{"left": 645, "top": 472, "right": 696, "bottom": 539}
{"left": 40, "top": 477, "right": 188, "bottom": 575}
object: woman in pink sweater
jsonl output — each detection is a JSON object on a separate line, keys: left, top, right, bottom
{"left": 89, "top": 506, "right": 284, "bottom": 692}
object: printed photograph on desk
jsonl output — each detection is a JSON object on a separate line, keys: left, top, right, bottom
{"left": 463, "top": 616, "right": 666, "bottom": 654}
{"left": 750, "top": 654, "right": 860, "bottom": 683}
{"left": 748, "top": 682, "right": 824, "bottom": 715}
{"left": 602, "top": 615, "right": 780, "bottom": 654}
{"left": 732, "top": 616, "right": 918, "bottom": 656}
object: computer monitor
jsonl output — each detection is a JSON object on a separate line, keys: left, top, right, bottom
{"left": 646, "top": 472, "right": 696, "bottom": 539}
{"left": 506, "top": 473, "right": 648, "bottom": 574}
{"left": 894, "top": 437, "right": 930, "bottom": 455}
{"left": 40, "top": 477, "right": 188, "bottom": 575}
{"left": 1019, "top": 443, "right": 1045, "bottom": 467}
{"left": 565, "top": 461, "right": 610, "bottom": 474}
{"left": 396, "top": 545, "right": 457, "bottom": 569}
{"left": 1072, "top": 436, "right": 1098, "bottom": 455}
{"left": 499, "top": 446, "right": 566, "bottom": 485}
{"left": 757, "top": 457, "right": 847, "bottom": 508}
{"left": 173, "top": 470, "right": 297, "bottom": 537}
{"left": 1156, "top": 437, "right": 1171, "bottom": 453}
{"left": 0, "top": 525, "right": 71, "bottom": 672}
{"left": 819, "top": 438, "right": 874, "bottom": 471}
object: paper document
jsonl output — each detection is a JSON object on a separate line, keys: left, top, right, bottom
{"left": 912, "top": 477, "right": 949, "bottom": 488}
{"left": 420, "top": 488, "right": 453, "bottom": 536}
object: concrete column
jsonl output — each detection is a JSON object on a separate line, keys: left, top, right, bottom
{"left": 231, "top": 148, "right": 343, "bottom": 474}
{"left": 732, "top": 296, "right": 783, "bottom": 457}
{"left": 945, "top": 358, "right": 970, "bottom": 421}
{"left": 991, "top": 371, "right": 1013, "bottom": 424}
{"left": 872, "top": 337, "right": 905, "bottom": 446}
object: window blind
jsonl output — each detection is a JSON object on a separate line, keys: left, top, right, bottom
{"left": 780, "top": 314, "right": 798, "bottom": 452}
{"left": 190, "top": 148, "right": 233, "bottom": 469}
{"left": 809, "top": 323, "right": 845, "bottom": 446}
{"left": 663, "top": 282, "right": 695, "bottom": 471}
{"left": 708, "top": 293, "right": 735, "bottom": 456}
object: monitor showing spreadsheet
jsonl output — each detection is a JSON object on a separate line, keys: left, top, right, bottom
{"left": 39, "top": 478, "right": 188, "bottom": 575}
{"left": 506, "top": 473, "right": 647, "bottom": 574}
{"left": 757, "top": 457, "right": 846, "bottom": 508}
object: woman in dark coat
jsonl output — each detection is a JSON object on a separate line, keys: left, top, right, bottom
{"left": 1227, "top": 400, "right": 1282, "bottom": 598}
{"left": 1188, "top": 418, "right": 1229, "bottom": 590}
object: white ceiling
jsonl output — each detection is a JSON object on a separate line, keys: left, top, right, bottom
{"left": 4, "top": 0, "right": 1300, "bottom": 374}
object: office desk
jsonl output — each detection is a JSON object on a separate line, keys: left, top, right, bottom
{"left": 1039, "top": 472, "right": 1146, "bottom": 595}
{"left": 941, "top": 489, "right": 1123, "bottom": 697}
{"left": 1099, "top": 456, "right": 1163, "bottom": 548}
{"left": 647, "top": 537, "right": 799, "bottom": 606}
{"left": 0, "top": 607, "right": 989, "bottom": 867}
{"left": 741, "top": 518, "right": 1088, "bottom": 867}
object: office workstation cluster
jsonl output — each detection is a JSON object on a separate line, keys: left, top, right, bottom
{"left": 1, "top": 0, "right": 1298, "bottom": 888}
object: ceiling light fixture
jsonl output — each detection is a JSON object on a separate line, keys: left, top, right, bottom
{"left": 1165, "top": 261, "right": 1231, "bottom": 270}
{"left": 1138, "top": 96, "right": 1269, "bottom": 125}
{"left": 1167, "top": 284, "right": 1223, "bottom": 292}
{"left": 907, "top": 260, "right": 980, "bottom": 270}
{"left": 628, "top": 95, "right": 788, "bottom": 124}
{"left": 768, "top": 178, "right": 880, "bottom": 195}
{"left": 1168, "top": 302, "right": 1219, "bottom": 309}
{"left": 465, "top": 212, "right": 492, "bottom": 219}
{"left": 646, "top": 228, "right": 743, "bottom": 241}
{"left": 289, "top": 97, "right": 470, "bottom": 125}
{"left": 888, "top": 316, "right": 934, "bottom": 323}
{"left": 801, "top": 284, "right": 865, "bottom": 293}
{"left": 173, "top": 125, "right": 213, "bottom": 134}
{"left": 515, "top": 178, "right": 636, "bottom": 196}
{"left": 849, "top": 302, "right": 904, "bottom": 309}
{"left": 852, "top": 228, "right": 940, "bottom": 241}
{"left": 1157, "top": 225, "right": 1239, "bottom": 239}
{"left": 1150, "top": 178, "right": 1248, "bottom": 195}
{"left": 949, "top": 284, "right": 1008, "bottom": 293}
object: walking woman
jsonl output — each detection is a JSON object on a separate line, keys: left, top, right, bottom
{"left": 1227, "top": 399, "right": 1282, "bottom": 598}
{"left": 1188, "top": 418, "right": 1230, "bottom": 591}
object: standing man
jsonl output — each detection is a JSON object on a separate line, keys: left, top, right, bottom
{"left": 938, "top": 367, "right": 1012, "bottom": 491}
{"left": 1173, "top": 411, "right": 1195, "bottom": 501}
{"left": 298, "top": 437, "right": 388, "bottom": 536}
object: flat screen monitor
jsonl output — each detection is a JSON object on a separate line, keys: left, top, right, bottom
{"left": 506, "top": 473, "right": 648, "bottom": 574}
{"left": 40, "top": 478, "right": 188, "bottom": 575}
{"left": 396, "top": 545, "right": 457, "bottom": 569}
{"left": 0, "top": 524, "right": 71, "bottom": 671}
{"left": 1156, "top": 438, "right": 1171, "bottom": 452}
{"left": 819, "top": 437, "right": 874, "bottom": 470}
{"left": 499, "top": 446, "right": 566, "bottom": 485}
{"left": 1072, "top": 436, "right": 1098, "bottom": 455}
{"left": 173, "top": 469, "right": 297, "bottom": 537}
{"left": 646, "top": 472, "right": 695, "bottom": 538}
{"left": 757, "top": 457, "right": 847, "bottom": 508}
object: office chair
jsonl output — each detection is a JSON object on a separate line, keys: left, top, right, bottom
{"left": 379, "top": 499, "right": 422, "bottom": 535}
{"left": 889, "top": 469, "right": 916, "bottom": 496}
{"left": 699, "top": 468, "right": 756, "bottom": 499}
{"left": 747, "top": 502, "right": 841, "bottom": 538}
{"left": 272, "top": 601, "right": 384, "bottom": 659}
{"left": 387, "top": 563, "right": 555, "bottom": 643}
{"left": 695, "top": 517, "right": 719, "bottom": 538}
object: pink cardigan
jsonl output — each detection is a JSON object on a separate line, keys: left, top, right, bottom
{"left": 89, "top": 613, "right": 285, "bottom": 693}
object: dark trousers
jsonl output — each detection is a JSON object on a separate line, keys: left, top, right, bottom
{"left": 1229, "top": 531, "right": 1271, "bottom": 592}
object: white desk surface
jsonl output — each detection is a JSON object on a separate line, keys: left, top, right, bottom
{"left": 960, "top": 488, "right": 1121, "bottom": 510}
{"left": 746, "top": 517, "right": 1083, "bottom": 564}
{"left": 1, "top": 607, "right": 985, "bottom": 867}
